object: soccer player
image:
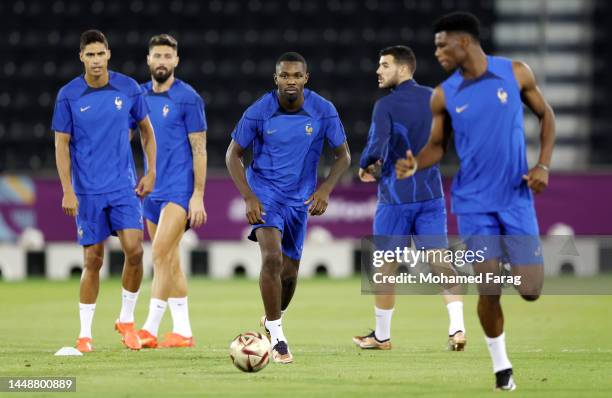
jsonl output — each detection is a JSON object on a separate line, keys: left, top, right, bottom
{"left": 226, "top": 52, "right": 351, "bottom": 363}
{"left": 352, "top": 45, "right": 466, "bottom": 351}
{"left": 52, "top": 30, "right": 157, "bottom": 352}
{"left": 396, "top": 12, "right": 555, "bottom": 390}
{"left": 133, "top": 34, "right": 207, "bottom": 349}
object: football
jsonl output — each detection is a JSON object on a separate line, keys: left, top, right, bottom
{"left": 229, "top": 332, "right": 271, "bottom": 372}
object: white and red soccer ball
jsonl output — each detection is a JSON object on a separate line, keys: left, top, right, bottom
{"left": 229, "top": 332, "right": 271, "bottom": 372}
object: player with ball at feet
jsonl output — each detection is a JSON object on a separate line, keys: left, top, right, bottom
{"left": 226, "top": 52, "right": 351, "bottom": 363}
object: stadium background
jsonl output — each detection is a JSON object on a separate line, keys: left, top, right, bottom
{"left": 0, "top": 1, "right": 611, "bottom": 397}
{"left": 0, "top": 0, "right": 610, "bottom": 281}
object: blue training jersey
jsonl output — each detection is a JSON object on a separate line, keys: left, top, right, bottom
{"left": 134, "top": 79, "right": 207, "bottom": 199}
{"left": 51, "top": 71, "right": 149, "bottom": 195}
{"left": 360, "top": 79, "right": 443, "bottom": 204}
{"left": 441, "top": 55, "right": 532, "bottom": 214}
{"left": 231, "top": 89, "right": 347, "bottom": 207}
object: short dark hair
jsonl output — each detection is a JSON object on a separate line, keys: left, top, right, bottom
{"left": 433, "top": 12, "right": 481, "bottom": 41}
{"left": 149, "top": 34, "right": 178, "bottom": 51}
{"left": 379, "top": 45, "right": 417, "bottom": 73}
{"left": 276, "top": 52, "right": 307, "bottom": 71}
{"left": 79, "top": 29, "right": 108, "bottom": 51}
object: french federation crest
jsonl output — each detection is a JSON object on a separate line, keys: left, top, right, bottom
{"left": 305, "top": 122, "right": 313, "bottom": 135}
{"left": 163, "top": 104, "right": 170, "bottom": 118}
{"left": 115, "top": 96, "right": 123, "bottom": 110}
{"left": 497, "top": 88, "right": 508, "bottom": 104}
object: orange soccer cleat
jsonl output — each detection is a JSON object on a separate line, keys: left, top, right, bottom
{"left": 76, "top": 337, "right": 93, "bottom": 353}
{"left": 114, "top": 320, "right": 135, "bottom": 336}
{"left": 159, "top": 332, "right": 194, "bottom": 348}
{"left": 136, "top": 329, "right": 158, "bottom": 348}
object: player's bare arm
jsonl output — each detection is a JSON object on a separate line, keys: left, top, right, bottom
{"left": 305, "top": 141, "right": 351, "bottom": 216}
{"left": 54, "top": 131, "right": 78, "bottom": 217}
{"left": 396, "top": 86, "right": 451, "bottom": 179}
{"left": 514, "top": 61, "right": 556, "bottom": 194}
{"left": 225, "top": 139, "right": 265, "bottom": 225}
{"left": 188, "top": 131, "right": 207, "bottom": 228}
{"left": 136, "top": 115, "right": 157, "bottom": 197}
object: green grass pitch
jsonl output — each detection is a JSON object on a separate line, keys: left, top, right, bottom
{"left": 1, "top": 277, "right": 611, "bottom": 397}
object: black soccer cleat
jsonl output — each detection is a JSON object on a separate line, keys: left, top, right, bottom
{"left": 495, "top": 368, "right": 516, "bottom": 391}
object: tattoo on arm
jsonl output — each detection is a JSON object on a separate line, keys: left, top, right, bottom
{"left": 189, "top": 133, "right": 206, "bottom": 156}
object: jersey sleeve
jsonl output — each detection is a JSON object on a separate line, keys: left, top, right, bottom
{"left": 129, "top": 85, "right": 149, "bottom": 123}
{"left": 231, "top": 114, "right": 260, "bottom": 149}
{"left": 322, "top": 103, "right": 347, "bottom": 148}
{"left": 184, "top": 95, "right": 207, "bottom": 134}
{"left": 51, "top": 89, "right": 73, "bottom": 134}
{"left": 359, "top": 100, "right": 392, "bottom": 169}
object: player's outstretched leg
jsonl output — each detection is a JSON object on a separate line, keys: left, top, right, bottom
{"left": 257, "top": 227, "right": 293, "bottom": 364}
{"left": 161, "top": 245, "right": 194, "bottom": 348}
{"left": 114, "top": 229, "right": 144, "bottom": 350}
{"left": 353, "top": 261, "right": 394, "bottom": 350}
{"left": 139, "top": 205, "right": 189, "bottom": 348}
{"left": 475, "top": 259, "right": 516, "bottom": 391}
{"left": 76, "top": 243, "right": 104, "bottom": 352}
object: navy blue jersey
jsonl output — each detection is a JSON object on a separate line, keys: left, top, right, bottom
{"left": 441, "top": 56, "right": 532, "bottom": 213}
{"left": 135, "top": 79, "right": 206, "bottom": 199}
{"left": 231, "top": 89, "right": 347, "bottom": 207}
{"left": 360, "top": 79, "right": 443, "bottom": 204}
{"left": 51, "top": 71, "right": 149, "bottom": 194}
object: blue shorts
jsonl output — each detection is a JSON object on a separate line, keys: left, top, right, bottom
{"left": 75, "top": 188, "right": 143, "bottom": 246}
{"left": 457, "top": 204, "right": 543, "bottom": 265}
{"left": 248, "top": 200, "right": 308, "bottom": 260}
{"left": 373, "top": 197, "right": 448, "bottom": 251}
{"left": 143, "top": 194, "right": 190, "bottom": 226}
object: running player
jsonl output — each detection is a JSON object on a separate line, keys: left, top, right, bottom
{"left": 133, "top": 34, "right": 207, "bottom": 349}
{"left": 52, "top": 30, "right": 157, "bottom": 352}
{"left": 226, "top": 52, "right": 351, "bottom": 363}
{"left": 352, "top": 45, "right": 466, "bottom": 352}
{"left": 396, "top": 13, "right": 555, "bottom": 390}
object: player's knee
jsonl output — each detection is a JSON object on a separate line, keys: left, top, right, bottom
{"left": 84, "top": 251, "right": 104, "bottom": 272}
{"left": 151, "top": 243, "right": 170, "bottom": 266}
{"left": 124, "top": 244, "right": 144, "bottom": 266}
{"left": 261, "top": 250, "right": 283, "bottom": 273}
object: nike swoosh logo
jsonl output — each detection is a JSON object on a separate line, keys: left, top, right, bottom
{"left": 455, "top": 104, "right": 468, "bottom": 113}
{"left": 266, "top": 129, "right": 277, "bottom": 135}
{"left": 80, "top": 106, "right": 91, "bottom": 112}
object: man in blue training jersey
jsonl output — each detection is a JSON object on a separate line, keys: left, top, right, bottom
{"left": 396, "top": 13, "right": 555, "bottom": 391}
{"left": 52, "top": 30, "right": 157, "bottom": 352}
{"left": 132, "top": 34, "right": 207, "bottom": 350}
{"left": 352, "top": 45, "right": 466, "bottom": 352}
{"left": 226, "top": 52, "right": 351, "bottom": 363}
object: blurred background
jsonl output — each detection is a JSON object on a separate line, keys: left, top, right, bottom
{"left": 0, "top": 0, "right": 610, "bottom": 281}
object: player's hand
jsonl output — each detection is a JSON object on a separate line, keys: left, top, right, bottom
{"left": 359, "top": 160, "right": 382, "bottom": 183}
{"left": 522, "top": 166, "right": 549, "bottom": 194}
{"left": 395, "top": 150, "right": 417, "bottom": 179}
{"left": 305, "top": 185, "right": 331, "bottom": 216}
{"left": 62, "top": 191, "right": 79, "bottom": 217}
{"left": 245, "top": 194, "right": 265, "bottom": 225}
{"left": 188, "top": 194, "right": 207, "bottom": 228}
{"left": 135, "top": 172, "right": 155, "bottom": 198}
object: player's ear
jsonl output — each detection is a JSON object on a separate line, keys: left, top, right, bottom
{"left": 106, "top": 48, "right": 111, "bottom": 61}
{"left": 273, "top": 73, "right": 278, "bottom": 85}
{"left": 79, "top": 51, "right": 84, "bottom": 63}
{"left": 304, "top": 72, "right": 309, "bottom": 85}
{"left": 175, "top": 55, "right": 180, "bottom": 67}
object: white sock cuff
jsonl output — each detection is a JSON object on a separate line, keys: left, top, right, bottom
{"left": 446, "top": 301, "right": 463, "bottom": 310}
{"left": 122, "top": 288, "right": 139, "bottom": 300}
{"left": 168, "top": 297, "right": 188, "bottom": 305}
{"left": 375, "top": 306, "right": 394, "bottom": 315}
{"left": 485, "top": 332, "right": 505, "bottom": 344}
{"left": 150, "top": 298, "right": 167, "bottom": 308}
{"left": 79, "top": 303, "right": 96, "bottom": 310}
